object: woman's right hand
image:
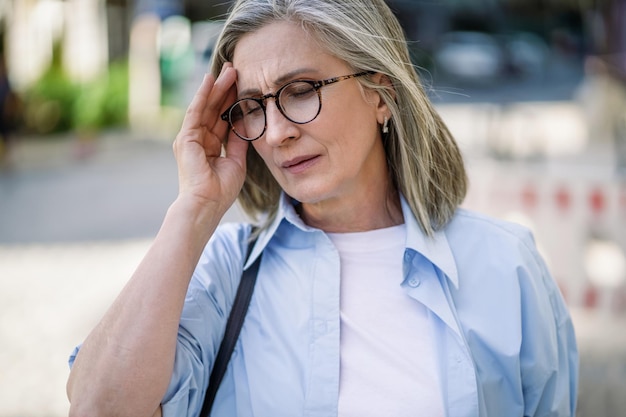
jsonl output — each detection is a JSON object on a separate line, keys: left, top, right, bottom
{"left": 67, "top": 64, "right": 249, "bottom": 417}
{"left": 172, "top": 62, "right": 249, "bottom": 217}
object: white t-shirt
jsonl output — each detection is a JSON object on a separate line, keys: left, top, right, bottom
{"left": 328, "top": 224, "right": 444, "bottom": 417}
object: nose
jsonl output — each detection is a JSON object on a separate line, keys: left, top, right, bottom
{"left": 263, "top": 99, "right": 299, "bottom": 147}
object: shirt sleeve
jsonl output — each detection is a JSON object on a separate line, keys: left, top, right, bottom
{"left": 516, "top": 231, "right": 579, "bottom": 417}
{"left": 446, "top": 211, "right": 579, "bottom": 417}
{"left": 65, "top": 223, "right": 250, "bottom": 417}
{"left": 160, "top": 222, "right": 250, "bottom": 417}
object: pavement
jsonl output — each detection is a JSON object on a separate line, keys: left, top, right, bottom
{"left": 0, "top": 131, "right": 247, "bottom": 244}
{"left": 1, "top": 124, "right": 625, "bottom": 416}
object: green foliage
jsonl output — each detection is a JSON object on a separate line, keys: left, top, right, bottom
{"left": 24, "top": 65, "right": 78, "bottom": 134}
{"left": 23, "top": 51, "right": 129, "bottom": 135}
{"left": 72, "top": 61, "right": 129, "bottom": 132}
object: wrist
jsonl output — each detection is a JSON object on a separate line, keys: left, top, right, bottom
{"left": 163, "top": 197, "right": 225, "bottom": 247}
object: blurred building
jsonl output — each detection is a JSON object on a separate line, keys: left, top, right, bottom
{"left": 0, "top": 0, "right": 623, "bottom": 136}
{"left": 0, "top": 0, "right": 617, "bottom": 87}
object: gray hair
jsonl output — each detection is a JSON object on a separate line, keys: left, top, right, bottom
{"left": 211, "top": 0, "right": 467, "bottom": 236}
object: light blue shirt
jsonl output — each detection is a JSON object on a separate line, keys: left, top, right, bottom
{"left": 70, "top": 193, "right": 579, "bottom": 416}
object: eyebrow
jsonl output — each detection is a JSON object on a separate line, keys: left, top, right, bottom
{"left": 237, "top": 67, "right": 320, "bottom": 98}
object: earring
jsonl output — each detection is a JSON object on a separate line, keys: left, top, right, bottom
{"left": 382, "top": 117, "right": 389, "bottom": 134}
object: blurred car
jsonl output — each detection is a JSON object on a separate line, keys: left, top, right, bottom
{"left": 433, "top": 31, "right": 506, "bottom": 82}
{"left": 433, "top": 30, "right": 550, "bottom": 83}
{"left": 503, "top": 31, "right": 549, "bottom": 77}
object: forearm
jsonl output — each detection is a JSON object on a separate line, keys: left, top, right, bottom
{"left": 67, "top": 198, "right": 223, "bottom": 417}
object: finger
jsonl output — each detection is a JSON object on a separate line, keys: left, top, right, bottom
{"left": 200, "top": 63, "right": 237, "bottom": 127}
{"left": 180, "top": 72, "right": 216, "bottom": 132}
{"left": 174, "top": 63, "right": 237, "bottom": 160}
{"left": 224, "top": 134, "right": 249, "bottom": 170}
{"left": 211, "top": 77, "right": 238, "bottom": 141}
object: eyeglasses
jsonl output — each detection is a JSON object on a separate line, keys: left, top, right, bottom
{"left": 221, "top": 71, "right": 375, "bottom": 141}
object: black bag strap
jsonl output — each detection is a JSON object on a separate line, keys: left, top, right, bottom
{"left": 200, "top": 230, "right": 261, "bottom": 417}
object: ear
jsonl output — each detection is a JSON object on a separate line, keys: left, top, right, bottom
{"left": 369, "top": 72, "right": 395, "bottom": 125}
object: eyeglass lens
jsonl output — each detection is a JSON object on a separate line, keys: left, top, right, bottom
{"left": 229, "top": 81, "right": 320, "bottom": 141}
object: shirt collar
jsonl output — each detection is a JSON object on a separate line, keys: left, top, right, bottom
{"left": 400, "top": 195, "right": 459, "bottom": 288}
{"left": 243, "top": 193, "right": 309, "bottom": 269}
{"left": 245, "top": 193, "right": 459, "bottom": 289}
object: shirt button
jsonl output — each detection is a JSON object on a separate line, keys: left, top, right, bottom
{"left": 408, "top": 278, "right": 420, "bottom": 287}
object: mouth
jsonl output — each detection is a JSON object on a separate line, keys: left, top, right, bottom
{"left": 281, "top": 155, "right": 321, "bottom": 173}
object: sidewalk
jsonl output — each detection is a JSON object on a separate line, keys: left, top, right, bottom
{"left": 0, "top": 131, "right": 178, "bottom": 243}
{"left": 0, "top": 238, "right": 151, "bottom": 416}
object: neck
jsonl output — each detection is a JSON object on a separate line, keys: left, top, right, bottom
{"left": 298, "top": 185, "right": 403, "bottom": 233}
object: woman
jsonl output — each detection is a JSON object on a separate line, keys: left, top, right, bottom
{"left": 67, "top": 0, "right": 578, "bottom": 416}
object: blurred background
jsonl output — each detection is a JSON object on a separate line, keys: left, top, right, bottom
{"left": 0, "top": 0, "right": 625, "bottom": 415}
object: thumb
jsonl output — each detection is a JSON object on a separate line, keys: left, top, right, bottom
{"left": 225, "top": 135, "right": 250, "bottom": 171}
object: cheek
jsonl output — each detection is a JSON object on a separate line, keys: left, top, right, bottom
{"left": 328, "top": 92, "right": 379, "bottom": 136}
{"left": 333, "top": 109, "right": 380, "bottom": 151}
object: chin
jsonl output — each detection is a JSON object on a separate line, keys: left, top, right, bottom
{"left": 286, "top": 187, "right": 337, "bottom": 206}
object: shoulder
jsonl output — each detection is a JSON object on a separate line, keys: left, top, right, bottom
{"left": 443, "top": 208, "right": 552, "bottom": 301}
{"left": 448, "top": 208, "right": 534, "bottom": 244}
{"left": 205, "top": 222, "right": 253, "bottom": 259}
{"left": 445, "top": 208, "right": 540, "bottom": 264}
{"left": 190, "top": 222, "right": 254, "bottom": 293}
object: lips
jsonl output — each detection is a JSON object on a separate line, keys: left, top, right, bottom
{"left": 281, "top": 154, "right": 320, "bottom": 173}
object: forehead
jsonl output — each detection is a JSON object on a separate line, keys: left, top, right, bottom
{"left": 232, "top": 21, "right": 349, "bottom": 91}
